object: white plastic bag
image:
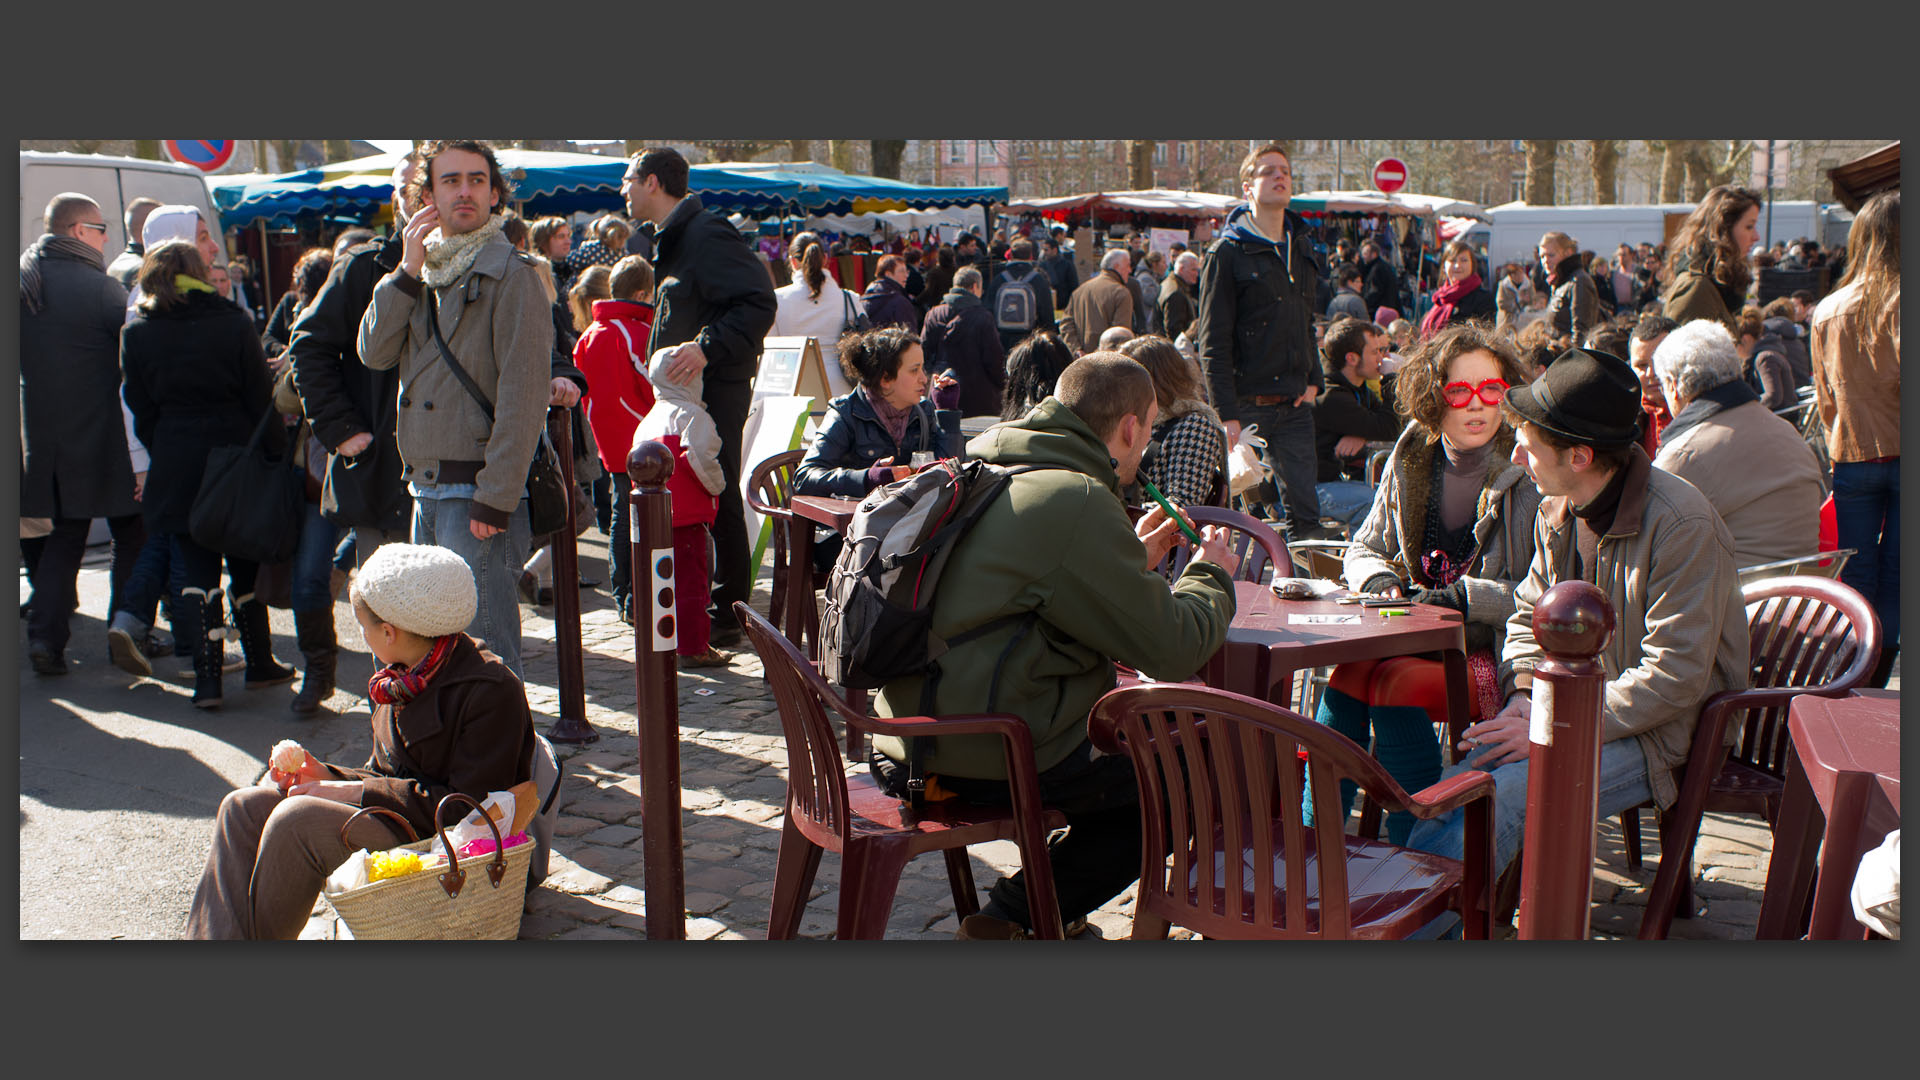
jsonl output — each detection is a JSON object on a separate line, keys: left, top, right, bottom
{"left": 1226, "top": 423, "right": 1271, "bottom": 498}
{"left": 431, "top": 790, "right": 519, "bottom": 861}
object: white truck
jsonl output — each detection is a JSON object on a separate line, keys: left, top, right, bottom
{"left": 19, "top": 151, "right": 222, "bottom": 260}
{"left": 1462, "top": 200, "right": 1848, "bottom": 270}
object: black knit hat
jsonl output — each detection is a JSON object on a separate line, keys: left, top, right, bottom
{"left": 1502, "top": 347, "right": 1642, "bottom": 449}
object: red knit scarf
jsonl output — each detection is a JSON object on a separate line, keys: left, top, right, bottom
{"left": 367, "top": 634, "right": 458, "bottom": 706}
{"left": 1420, "top": 273, "right": 1482, "bottom": 339}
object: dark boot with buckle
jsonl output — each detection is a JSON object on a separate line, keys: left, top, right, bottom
{"left": 231, "top": 592, "right": 297, "bottom": 689}
{"left": 289, "top": 607, "right": 337, "bottom": 715}
{"left": 182, "top": 587, "right": 223, "bottom": 709}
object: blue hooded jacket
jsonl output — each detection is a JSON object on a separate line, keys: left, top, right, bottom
{"left": 1194, "top": 203, "right": 1325, "bottom": 422}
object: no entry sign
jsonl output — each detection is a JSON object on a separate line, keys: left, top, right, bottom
{"left": 1371, "top": 157, "right": 1408, "bottom": 194}
{"left": 163, "top": 140, "right": 236, "bottom": 173}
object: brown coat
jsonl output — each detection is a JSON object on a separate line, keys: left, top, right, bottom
{"left": 1058, "top": 268, "right": 1134, "bottom": 353}
{"left": 323, "top": 633, "right": 536, "bottom": 838}
{"left": 1810, "top": 278, "right": 1900, "bottom": 463}
{"left": 1504, "top": 450, "right": 1750, "bottom": 810}
{"left": 1654, "top": 398, "right": 1824, "bottom": 567}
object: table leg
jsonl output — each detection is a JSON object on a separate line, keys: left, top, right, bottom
{"left": 1756, "top": 747, "right": 1822, "bottom": 939}
{"left": 1806, "top": 773, "right": 1873, "bottom": 940}
{"left": 787, "top": 516, "right": 817, "bottom": 662}
{"left": 1441, "top": 648, "right": 1470, "bottom": 766}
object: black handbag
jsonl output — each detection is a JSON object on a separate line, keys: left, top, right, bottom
{"left": 426, "top": 291, "right": 571, "bottom": 538}
{"left": 190, "top": 405, "right": 309, "bottom": 565}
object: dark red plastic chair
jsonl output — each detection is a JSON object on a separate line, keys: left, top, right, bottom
{"left": 1088, "top": 683, "right": 1496, "bottom": 940}
{"left": 744, "top": 450, "right": 821, "bottom": 658}
{"left": 1632, "top": 576, "right": 1882, "bottom": 939}
{"left": 734, "top": 602, "right": 1068, "bottom": 940}
{"left": 1155, "top": 504, "right": 1295, "bottom": 585}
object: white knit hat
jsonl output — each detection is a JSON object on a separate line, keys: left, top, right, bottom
{"left": 353, "top": 544, "right": 477, "bottom": 638}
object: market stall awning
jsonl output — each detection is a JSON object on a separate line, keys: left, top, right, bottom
{"left": 703, "top": 162, "right": 1006, "bottom": 214}
{"left": 1002, "top": 189, "right": 1245, "bottom": 222}
{"left": 210, "top": 150, "right": 804, "bottom": 228}
{"left": 1290, "top": 190, "right": 1489, "bottom": 219}
{"left": 1828, "top": 141, "right": 1898, "bottom": 212}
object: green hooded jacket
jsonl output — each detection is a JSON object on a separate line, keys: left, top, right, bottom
{"left": 871, "top": 397, "right": 1237, "bottom": 781}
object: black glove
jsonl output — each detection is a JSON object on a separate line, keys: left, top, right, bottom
{"left": 1408, "top": 580, "right": 1468, "bottom": 612}
{"left": 1360, "top": 573, "right": 1404, "bottom": 597}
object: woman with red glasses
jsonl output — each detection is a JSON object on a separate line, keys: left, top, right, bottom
{"left": 1309, "top": 323, "right": 1540, "bottom": 845}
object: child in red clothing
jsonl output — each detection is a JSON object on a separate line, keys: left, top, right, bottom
{"left": 570, "top": 256, "right": 658, "bottom": 622}
{"left": 632, "top": 350, "right": 728, "bottom": 667}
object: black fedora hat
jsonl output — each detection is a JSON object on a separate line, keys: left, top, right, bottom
{"left": 1503, "top": 347, "right": 1642, "bottom": 449}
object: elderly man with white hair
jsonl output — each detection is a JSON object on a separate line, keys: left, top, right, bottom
{"left": 1156, "top": 251, "right": 1202, "bottom": 342}
{"left": 1059, "top": 247, "right": 1135, "bottom": 355}
{"left": 1651, "top": 319, "right": 1826, "bottom": 568}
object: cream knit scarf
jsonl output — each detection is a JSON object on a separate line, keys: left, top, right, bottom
{"left": 421, "top": 213, "right": 505, "bottom": 288}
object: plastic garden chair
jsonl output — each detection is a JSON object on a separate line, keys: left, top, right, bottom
{"left": 1632, "top": 577, "right": 1881, "bottom": 939}
{"left": 1089, "top": 683, "right": 1495, "bottom": 940}
{"left": 744, "top": 449, "right": 820, "bottom": 659}
{"left": 735, "top": 603, "right": 1067, "bottom": 940}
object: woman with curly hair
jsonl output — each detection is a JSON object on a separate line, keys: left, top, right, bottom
{"left": 260, "top": 247, "right": 333, "bottom": 359}
{"left": 1000, "top": 330, "right": 1076, "bottom": 421}
{"left": 1663, "top": 185, "right": 1762, "bottom": 332}
{"left": 1310, "top": 324, "right": 1540, "bottom": 844}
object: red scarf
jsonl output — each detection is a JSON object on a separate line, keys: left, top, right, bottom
{"left": 1420, "top": 274, "right": 1482, "bottom": 339}
{"left": 367, "top": 634, "right": 458, "bottom": 706}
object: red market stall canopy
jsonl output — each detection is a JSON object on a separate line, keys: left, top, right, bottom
{"left": 1827, "top": 141, "right": 1898, "bottom": 212}
{"left": 1003, "top": 189, "right": 1246, "bottom": 223}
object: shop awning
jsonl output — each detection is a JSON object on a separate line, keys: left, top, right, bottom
{"left": 1289, "top": 190, "right": 1489, "bottom": 219}
{"left": 703, "top": 161, "right": 1007, "bottom": 214}
{"left": 1827, "top": 141, "right": 1898, "bottom": 212}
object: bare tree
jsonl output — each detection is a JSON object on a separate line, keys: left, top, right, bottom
{"left": 828, "top": 140, "right": 855, "bottom": 172}
{"left": 788, "top": 139, "right": 813, "bottom": 164}
{"left": 131, "top": 140, "right": 161, "bottom": 161}
{"left": 869, "top": 140, "right": 906, "bottom": 179}
{"left": 323, "top": 140, "right": 354, "bottom": 163}
{"left": 1126, "top": 140, "right": 1155, "bottom": 190}
{"left": 1524, "top": 140, "right": 1558, "bottom": 205}
{"left": 1589, "top": 140, "right": 1619, "bottom": 204}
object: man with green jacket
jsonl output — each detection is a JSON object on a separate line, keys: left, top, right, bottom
{"left": 870, "top": 352, "right": 1242, "bottom": 939}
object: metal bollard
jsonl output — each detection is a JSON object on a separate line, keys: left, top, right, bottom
{"left": 546, "top": 407, "right": 597, "bottom": 744}
{"left": 1517, "top": 580, "right": 1615, "bottom": 940}
{"left": 628, "top": 440, "right": 685, "bottom": 940}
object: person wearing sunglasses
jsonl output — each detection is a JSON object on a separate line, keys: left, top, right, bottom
{"left": 1308, "top": 324, "right": 1540, "bottom": 845}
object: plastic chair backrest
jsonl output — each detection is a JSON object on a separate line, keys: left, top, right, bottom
{"left": 1088, "top": 683, "right": 1420, "bottom": 939}
{"left": 737, "top": 602, "right": 857, "bottom": 848}
{"left": 1159, "top": 505, "right": 1295, "bottom": 584}
{"left": 1730, "top": 576, "right": 1882, "bottom": 779}
{"left": 1736, "top": 550, "right": 1855, "bottom": 588}
{"left": 746, "top": 449, "right": 805, "bottom": 518}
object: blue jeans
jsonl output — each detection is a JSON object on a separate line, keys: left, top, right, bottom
{"left": 1405, "top": 735, "right": 1651, "bottom": 878}
{"left": 410, "top": 495, "right": 532, "bottom": 680}
{"left": 1234, "top": 398, "right": 1319, "bottom": 538}
{"left": 1830, "top": 460, "right": 1899, "bottom": 658}
{"left": 290, "top": 503, "right": 341, "bottom": 614}
{"left": 1314, "top": 481, "right": 1377, "bottom": 533}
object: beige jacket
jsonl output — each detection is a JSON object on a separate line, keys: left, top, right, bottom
{"left": 1811, "top": 278, "right": 1901, "bottom": 463}
{"left": 357, "top": 237, "right": 555, "bottom": 527}
{"left": 1503, "top": 449, "right": 1750, "bottom": 810}
{"left": 1058, "top": 268, "right": 1134, "bottom": 353}
{"left": 1654, "top": 398, "right": 1825, "bottom": 568}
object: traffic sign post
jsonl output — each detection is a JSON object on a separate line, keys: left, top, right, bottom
{"left": 162, "top": 140, "right": 236, "bottom": 173}
{"left": 1372, "top": 157, "right": 1408, "bottom": 195}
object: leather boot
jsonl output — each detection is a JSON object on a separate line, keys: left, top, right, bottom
{"left": 289, "top": 607, "right": 338, "bottom": 715}
{"left": 231, "top": 592, "right": 297, "bottom": 689}
{"left": 183, "top": 587, "right": 223, "bottom": 709}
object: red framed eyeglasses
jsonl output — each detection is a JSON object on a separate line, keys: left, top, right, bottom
{"left": 1441, "top": 378, "right": 1509, "bottom": 408}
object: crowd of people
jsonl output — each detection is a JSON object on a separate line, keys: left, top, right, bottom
{"left": 17, "top": 137, "right": 1899, "bottom": 940}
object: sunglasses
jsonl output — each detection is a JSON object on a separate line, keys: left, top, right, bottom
{"left": 1441, "top": 378, "right": 1509, "bottom": 408}
{"left": 76, "top": 222, "right": 108, "bottom": 233}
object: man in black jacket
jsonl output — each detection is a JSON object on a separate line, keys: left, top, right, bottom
{"left": 624, "top": 148, "right": 777, "bottom": 644}
{"left": 1196, "top": 144, "right": 1330, "bottom": 540}
{"left": 921, "top": 266, "right": 1008, "bottom": 417}
{"left": 984, "top": 238, "right": 1057, "bottom": 353}
{"left": 1156, "top": 251, "right": 1200, "bottom": 341}
{"left": 1312, "top": 317, "right": 1400, "bottom": 532}
{"left": 1040, "top": 236, "right": 1078, "bottom": 317}
{"left": 1359, "top": 240, "right": 1399, "bottom": 317}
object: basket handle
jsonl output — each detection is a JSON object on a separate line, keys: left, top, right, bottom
{"left": 339, "top": 805, "right": 420, "bottom": 848}
{"left": 433, "top": 792, "right": 508, "bottom": 899}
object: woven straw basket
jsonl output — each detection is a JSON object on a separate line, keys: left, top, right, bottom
{"left": 325, "top": 793, "right": 530, "bottom": 940}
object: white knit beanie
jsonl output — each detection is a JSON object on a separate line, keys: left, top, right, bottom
{"left": 354, "top": 544, "right": 477, "bottom": 638}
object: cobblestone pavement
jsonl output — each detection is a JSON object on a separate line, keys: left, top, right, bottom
{"left": 295, "top": 529, "right": 1864, "bottom": 943}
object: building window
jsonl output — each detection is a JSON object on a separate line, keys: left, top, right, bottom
{"left": 1511, "top": 173, "right": 1526, "bottom": 202}
{"left": 1153, "top": 143, "right": 1168, "bottom": 164}
{"left": 1511, "top": 139, "right": 1525, "bottom": 152}
{"left": 1175, "top": 141, "right": 1189, "bottom": 163}
{"left": 977, "top": 140, "right": 997, "bottom": 164}
{"left": 947, "top": 141, "right": 966, "bottom": 165}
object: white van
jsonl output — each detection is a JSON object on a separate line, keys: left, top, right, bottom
{"left": 1477, "top": 200, "right": 1842, "bottom": 270}
{"left": 19, "top": 151, "right": 223, "bottom": 262}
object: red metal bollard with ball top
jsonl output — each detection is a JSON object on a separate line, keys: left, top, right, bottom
{"left": 1517, "top": 580, "right": 1615, "bottom": 940}
{"left": 545, "top": 407, "right": 598, "bottom": 744}
{"left": 629, "top": 439, "right": 686, "bottom": 940}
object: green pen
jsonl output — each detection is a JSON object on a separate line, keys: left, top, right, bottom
{"left": 1139, "top": 475, "right": 1204, "bottom": 547}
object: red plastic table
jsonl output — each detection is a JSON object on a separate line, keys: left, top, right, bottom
{"left": 1755, "top": 689, "right": 1900, "bottom": 940}
{"left": 783, "top": 495, "right": 860, "bottom": 661}
{"left": 1204, "top": 582, "right": 1473, "bottom": 758}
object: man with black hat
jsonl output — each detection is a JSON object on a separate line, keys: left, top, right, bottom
{"left": 1405, "top": 346, "right": 1750, "bottom": 883}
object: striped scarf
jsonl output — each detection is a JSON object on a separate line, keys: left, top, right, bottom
{"left": 367, "top": 634, "right": 458, "bottom": 706}
{"left": 19, "top": 234, "right": 105, "bottom": 315}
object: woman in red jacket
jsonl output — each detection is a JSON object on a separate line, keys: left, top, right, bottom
{"left": 570, "top": 255, "right": 657, "bottom": 623}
